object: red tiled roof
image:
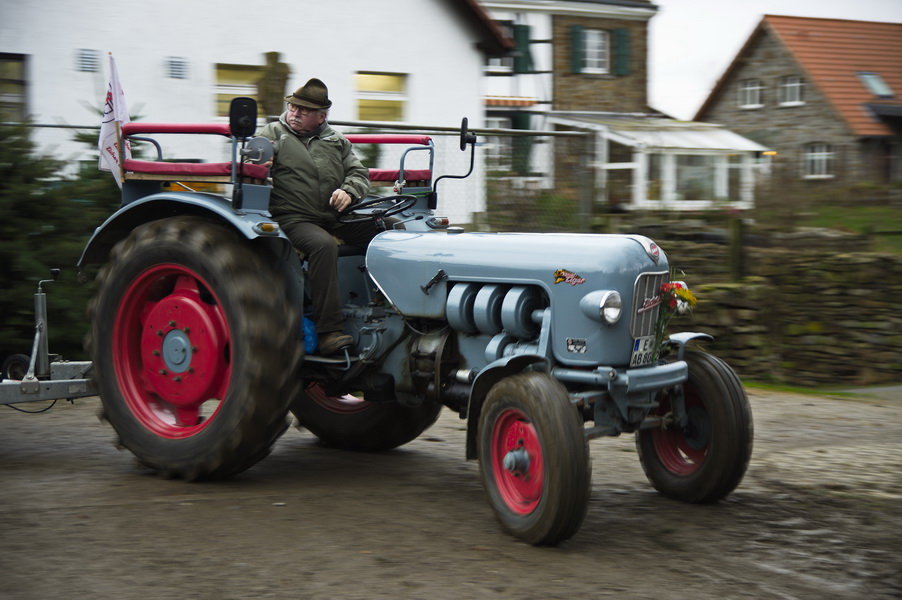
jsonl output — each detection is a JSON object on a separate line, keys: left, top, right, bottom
{"left": 765, "top": 15, "right": 902, "bottom": 136}
{"left": 695, "top": 15, "right": 902, "bottom": 137}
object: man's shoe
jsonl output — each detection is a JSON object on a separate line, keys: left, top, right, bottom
{"left": 318, "top": 331, "right": 353, "bottom": 355}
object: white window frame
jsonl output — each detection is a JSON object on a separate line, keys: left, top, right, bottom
{"left": 803, "top": 143, "right": 835, "bottom": 179}
{"left": 0, "top": 53, "right": 27, "bottom": 122}
{"left": 858, "top": 72, "right": 894, "bottom": 99}
{"left": 486, "top": 55, "right": 514, "bottom": 74}
{"left": 778, "top": 76, "right": 805, "bottom": 106}
{"left": 582, "top": 29, "right": 609, "bottom": 74}
{"left": 485, "top": 116, "right": 513, "bottom": 171}
{"left": 214, "top": 63, "right": 262, "bottom": 117}
{"left": 355, "top": 72, "right": 408, "bottom": 122}
{"left": 738, "top": 79, "right": 764, "bottom": 109}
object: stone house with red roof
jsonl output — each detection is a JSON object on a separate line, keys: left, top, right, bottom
{"left": 695, "top": 15, "right": 902, "bottom": 187}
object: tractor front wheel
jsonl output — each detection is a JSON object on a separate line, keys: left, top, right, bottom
{"left": 636, "top": 350, "right": 753, "bottom": 502}
{"left": 87, "top": 217, "right": 301, "bottom": 480}
{"left": 478, "top": 372, "right": 591, "bottom": 546}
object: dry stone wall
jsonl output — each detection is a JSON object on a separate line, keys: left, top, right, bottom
{"left": 660, "top": 241, "right": 902, "bottom": 387}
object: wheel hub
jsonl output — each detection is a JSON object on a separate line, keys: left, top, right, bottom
{"left": 503, "top": 447, "right": 531, "bottom": 476}
{"left": 138, "top": 281, "right": 229, "bottom": 408}
{"left": 682, "top": 406, "right": 711, "bottom": 451}
{"left": 162, "top": 329, "right": 192, "bottom": 372}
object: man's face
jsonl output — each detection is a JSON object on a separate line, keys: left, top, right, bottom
{"left": 286, "top": 104, "right": 325, "bottom": 133}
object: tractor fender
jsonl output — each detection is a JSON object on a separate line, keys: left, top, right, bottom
{"left": 77, "top": 192, "right": 302, "bottom": 305}
{"left": 665, "top": 331, "right": 715, "bottom": 361}
{"left": 464, "top": 353, "right": 547, "bottom": 460}
{"left": 78, "top": 191, "right": 293, "bottom": 271}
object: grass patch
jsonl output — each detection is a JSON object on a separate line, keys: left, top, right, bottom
{"left": 800, "top": 203, "right": 902, "bottom": 254}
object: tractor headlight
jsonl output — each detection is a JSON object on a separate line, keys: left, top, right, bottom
{"left": 579, "top": 290, "right": 622, "bottom": 325}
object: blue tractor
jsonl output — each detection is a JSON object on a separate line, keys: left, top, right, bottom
{"left": 64, "top": 98, "right": 753, "bottom": 545}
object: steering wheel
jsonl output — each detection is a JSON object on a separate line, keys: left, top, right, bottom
{"left": 339, "top": 194, "right": 418, "bottom": 225}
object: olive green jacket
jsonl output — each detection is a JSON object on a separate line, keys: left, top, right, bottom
{"left": 257, "top": 115, "right": 370, "bottom": 226}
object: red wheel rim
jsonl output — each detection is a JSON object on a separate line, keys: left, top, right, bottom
{"left": 112, "top": 264, "right": 232, "bottom": 438}
{"left": 490, "top": 408, "right": 544, "bottom": 515}
{"left": 305, "top": 382, "right": 370, "bottom": 415}
{"left": 650, "top": 388, "right": 710, "bottom": 476}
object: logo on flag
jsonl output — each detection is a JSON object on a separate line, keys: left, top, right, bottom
{"left": 98, "top": 54, "right": 131, "bottom": 187}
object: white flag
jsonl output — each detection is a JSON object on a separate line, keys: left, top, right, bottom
{"left": 98, "top": 53, "right": 131, "bottom": 187}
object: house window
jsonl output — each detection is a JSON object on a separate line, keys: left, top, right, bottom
{"left": 485, "top": 116, "right": 512, "bottom": 171}
{"left": 486, "top": 55, "right": 514, "bottom": 74}
{"left": 582, "top": 29, "right": 609, "bottom": 74}
{"left": 215, "top": 63, "right": 261, "bottom": 117}
{"left": 356, "top": 72, "right": 407, "bottom": 122}
{"left": 778, "top": 76, "right": 805, "bottom": 106}
{"left": 857, "top": 72, "right": 894, "bottom": 99}
{"left": 0, "top": 53, "right": 27, "bottom": 122}
{"left": 75, "top": 49, "right": 100, "bottom": 73}
{"left": 166, "top": 57, "right": 189, "bottom": 80}
{"left": 487, "top": 21, "right": 514, "bottom": 74}
{"left": 571, "top": 26, "right": 628, "bottom": 76}
{"left": 738, "top": 79, "right": 764, "bottom": 109}
{"left": 803, "top": 143, "right": 834, "bottom": 179}
{"left": 676, "top": 155, "right": 716, "bottom": 200}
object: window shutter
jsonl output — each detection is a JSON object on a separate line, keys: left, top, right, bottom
{"left": 512, "top": 113, "right": 533, "bottom": 175}
{"left": 614, "top": 28, "right": 631, "bottom": 76}
{"left": 513, "top": 24, "right": 534, "bottom": 74}
{"left": 570, "top": 25, "right": 584, "bottom": 74}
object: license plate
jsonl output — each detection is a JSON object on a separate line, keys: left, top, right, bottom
{"left": 629, "top": 336, "right": 655, "bottom": 367}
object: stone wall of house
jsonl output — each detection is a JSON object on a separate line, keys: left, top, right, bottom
{"left": 658, "top": 238, "right": 902, "bottom": 387}
{"left": 552, "top": 15, "right": 649, "bottom": 113}
{"left": 696, "top": 26, "right": 866, "bottom": 184}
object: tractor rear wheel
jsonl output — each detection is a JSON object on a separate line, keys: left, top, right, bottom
{"left": 87, "top": 217, "right": 301, "bottom": 480}
{"left": 291, "top": 382, "right": 441, "bottom": 451}
{"left": 478, "top": 372, "right": 591, "bottom": 546}
{"left": 636, "top": 350, "right": 753, "bottom": 502}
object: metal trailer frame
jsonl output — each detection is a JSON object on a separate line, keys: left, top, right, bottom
{"left": 0, "top": 270, "right": 94, "bottom": 407}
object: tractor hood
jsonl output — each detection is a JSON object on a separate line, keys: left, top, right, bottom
{"left": 366, "top": 230, "right": 667, "bottom": 319}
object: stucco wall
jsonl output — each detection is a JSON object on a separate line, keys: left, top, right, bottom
{"left": 1, "top": 0, "right": 488, "bottom": 164}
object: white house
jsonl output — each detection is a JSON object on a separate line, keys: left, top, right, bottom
{"left": 1, "top": 0, "right": 510, "bottom": 223}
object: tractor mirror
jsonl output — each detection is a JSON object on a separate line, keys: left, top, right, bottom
{"left": 459, "top": 117, "right": 477, "bottom": 151}
{"left": 229, "top": 97, "right": 258, "bottom": 139}
{"left": 242, "top": 136, "right": 274, "bottom": 164}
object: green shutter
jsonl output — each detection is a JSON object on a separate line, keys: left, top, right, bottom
{"left": 513, "top": 24, "right": 534, "bottom": 74}
{"left": 512, "top": 113, "right": 533, "bottom": 175}
{"left": 570, "top": 25, "right": 584, "bottom": 74}
{"left": 614, "top": 28, "right": 631, "bottom": 76}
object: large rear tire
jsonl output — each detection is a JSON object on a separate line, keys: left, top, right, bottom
{"left": 291, "top": 382, "right": 441, "bottom": 451}
{"left": 636, "top": 351, "right": 753, "bottom": 502}
{"left": 86, "top": 217, "right": 301, "bottom": 480}
{"left": 478, "top": 372, "right": 591, "bottom": 546}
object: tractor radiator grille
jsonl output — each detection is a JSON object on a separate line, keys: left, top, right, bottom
{"left": 630, "top": 271, "right": 668, "bottom": 338}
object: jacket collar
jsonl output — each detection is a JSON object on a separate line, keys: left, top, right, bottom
{"left": 278, "top": 113, "right": 331, "bottom": 139}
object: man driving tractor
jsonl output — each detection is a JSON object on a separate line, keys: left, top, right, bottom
{"left": 257, "top": 77, "right": 372, "bottom": 355}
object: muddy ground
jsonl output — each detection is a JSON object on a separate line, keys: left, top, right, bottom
{"left": 0, "top": 388, "right": 899, "bottom": 600}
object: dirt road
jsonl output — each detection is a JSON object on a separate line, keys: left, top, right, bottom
{"left": 1, "top": 388, "right": 899, "bottom": 600}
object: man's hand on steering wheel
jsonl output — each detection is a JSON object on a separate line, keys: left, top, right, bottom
{"left": 330, "top": 188, "right": 354, "bottom": 213}
{"left": 338, "top": 194, "right": 418, "bottom": 225}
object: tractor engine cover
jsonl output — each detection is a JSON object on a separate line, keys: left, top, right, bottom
{"left": 366, "top": 230, "right": 668, "bottom": 365}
